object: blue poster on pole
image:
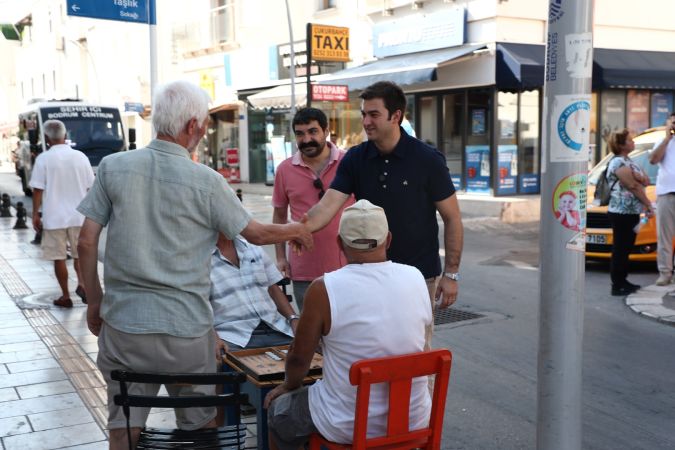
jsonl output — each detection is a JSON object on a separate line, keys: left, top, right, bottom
{"left": 465, "top": 145, "right": 490, "bottom": 194}
{"left": 651, "top": 92, "right": 673, "bottom": 128}
{"left": 496, "top": 144, "right": 518, "bottom": 195}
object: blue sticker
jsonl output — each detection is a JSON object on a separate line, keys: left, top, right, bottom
{"left": 557, "top": 101, "right": 590, "bottom": 151}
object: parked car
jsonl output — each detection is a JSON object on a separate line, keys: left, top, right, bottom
{"left": 586, "top": 127, "right": 671, "bottom": 262}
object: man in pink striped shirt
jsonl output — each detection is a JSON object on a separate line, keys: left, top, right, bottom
{"left": 272, "top": 108, "right": 353, "bottom": 310}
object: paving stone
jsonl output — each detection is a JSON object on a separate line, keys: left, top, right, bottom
{"left": 0, "top": 368, "right": 67, "bottom": 389}
{"left": 16, "top": 380, "right": 75, "bottom": 399}
{"left": 0, "top": 393, "right": 84, "bottom": 419}
{"left": 1, "top": 422, "right": 105, "bottom": 450}
{"left": 0, "top": 340, "right": 47, "bottom": 354}
{"left": 0, "top": 347, "right": 53, "bottom": 364}
{"left": 0, "top": 365, "right": 6, "bottom": 375}
{"left": 27, "top": 406, "right": 94, "bottom": 431}
{"left": 0, "top": 333, "right": 39, "bottom": 345}
{"left": 0, "top": 416, "right": 31, "bottom": 438}
{"left": 0, "top": 387, "right": 18, "bottom": 402}
{"left": 58, "top": 441, "right": 109, "bottom": 450}
{"left": 6, "top": 357, "right": 60, "bottom": 374}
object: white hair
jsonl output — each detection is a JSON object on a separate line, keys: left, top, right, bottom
{"left": 152, "top": 80, "right": 211, "bottom": 139}
{"left": 43, "top": 120, "right": 67, "bottom": 141}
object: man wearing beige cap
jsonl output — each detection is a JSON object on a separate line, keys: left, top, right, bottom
{"left": 264, "top": 199, "right": 432, "bottom": 450}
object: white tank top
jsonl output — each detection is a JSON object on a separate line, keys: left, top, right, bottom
{"left": 308, "top": 261, "right": 433, "bottom": 444}
{"left": 656, "top": 138, "right": 675, "bottom": 196}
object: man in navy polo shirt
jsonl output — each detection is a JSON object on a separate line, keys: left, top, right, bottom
{"left": 304, "top": 80, "right": 463, "bottom": 350}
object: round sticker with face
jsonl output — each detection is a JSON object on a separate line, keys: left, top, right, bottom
{"left": 552, "top": 173, "right": 587, "bottom": 232}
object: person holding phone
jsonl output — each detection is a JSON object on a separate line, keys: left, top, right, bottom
{"left": 649, "top": 112, "right": 675, "bottom": 286}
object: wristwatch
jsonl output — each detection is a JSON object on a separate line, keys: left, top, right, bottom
{"left": 443, "top": 272, "right": 460, "bottom": 281}
{"left": 286, "top": 314, "right": 300, "bottom": 325}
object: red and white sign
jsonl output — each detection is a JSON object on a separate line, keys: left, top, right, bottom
{"left": 226, "top": 148, "right": 239, "bottom": 166}
{"left": 311, "top": 84, "right": 349, "bottom": 102}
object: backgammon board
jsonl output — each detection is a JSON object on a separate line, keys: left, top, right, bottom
{"left": 226, "top": 345, "right": 323, "bottom": 382}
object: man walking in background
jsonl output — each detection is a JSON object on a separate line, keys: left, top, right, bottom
{"left": 30, "top": 119, "right": 94, "bottom": 307}
{"left": 272, "top": 107, "right": 351, "bottom": 309}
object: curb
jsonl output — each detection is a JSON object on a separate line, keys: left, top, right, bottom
{"left": 625, "top": 284, "right": 675, "bottom": 326}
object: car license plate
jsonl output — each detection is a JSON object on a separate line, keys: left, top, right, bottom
{"left": 586, "top": 234, "right": 607, "bottom": 245}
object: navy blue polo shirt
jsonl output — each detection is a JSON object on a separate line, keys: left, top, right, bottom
{"left": 330, "top": 128, "right": 455, "bottom": 278}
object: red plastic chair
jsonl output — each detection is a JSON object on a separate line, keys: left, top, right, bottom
{"left": 309, "top": 349, "right": 452, "bottom": 450}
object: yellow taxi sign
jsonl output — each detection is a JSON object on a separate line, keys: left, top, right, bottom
{"left": 309, "top": 24, "right": 350, "bottom": 62}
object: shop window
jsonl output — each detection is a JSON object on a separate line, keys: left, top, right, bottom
{"left": 626, "top": 90, "right": 650, "bottom": 135}
{"left": 465, "top": 90, "right": 491, "bottom": 195}
{"left": 496, "top": 92, "right": 518, "bottom": 195}
{"left": 599, "top": 90, "right": 626, "bottom": 158}
{"left": 650, "top": 92, "right": 673, "bottom": 128}
{"left": 442, "top": 93, "right": 464, "bottom": 186}
{"left": 419, "top": 96, "right": 438, "bottom": 149}
{"left": 518, "top": 90, "right": 540, "bottom": 194}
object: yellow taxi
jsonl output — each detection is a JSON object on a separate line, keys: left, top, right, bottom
{"left": 586, "top": 127, "right": 666, "bottom": 261}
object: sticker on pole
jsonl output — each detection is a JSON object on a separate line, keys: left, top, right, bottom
{"left": 550, "top": 95, "right": 591, "bottom": 162}
{"left": 565, "top": 32, "right": 592, "bottom": 79}
{"left": 566, "top": 231, "right": 586, "bottom": 252}
{"left": 552, "top": 173, "right": 587, "bottom": 232}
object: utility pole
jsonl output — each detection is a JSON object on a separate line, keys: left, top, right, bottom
{"left": 537, "top": 1, "right": 594, "bottom": 449}
{"left": 148, "top": 0, "right": 157, "bottom": 103}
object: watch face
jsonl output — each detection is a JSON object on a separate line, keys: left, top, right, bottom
{"left": 445, "top": 272, "right": 459, "bottom": 281}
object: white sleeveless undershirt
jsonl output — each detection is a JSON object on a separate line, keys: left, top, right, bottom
{"left": 308, "top": 261, "right": 432, "bottom": 444}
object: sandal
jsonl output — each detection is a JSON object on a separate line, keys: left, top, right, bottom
{"left": 53, "top": 297, "right": 73, "bottom": 308}
{"left": 75, "top": 286, "right": 87, "bottom": 304}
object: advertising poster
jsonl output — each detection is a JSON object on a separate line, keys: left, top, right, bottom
{"left": 550, "top": 94, "right": 591, "bottom": 162}
{"left": 519, "top": 174, "right": 540, "bottom": 194}
{"left": 651, "top": 92, "right": 673, "bottom": 128}
{"left": 471, "top": 109, "right": 486, "bottom": 136}
{"left": 265, "top": 137, "right": 291, "bottom": 185}
{"left": 496, "top": 145, "right": 518, "bottom": 195}
{"left": 451, "top": 174, "right": 462, "bottom": 191}
{"left": 626, "top": 90, "right": 650, "bottom": 134}
{"left": 465, "top": 145, "right": 491, "bottom": 194}
{"left": 552, "top": 173, "right": 587, "bottom": 232}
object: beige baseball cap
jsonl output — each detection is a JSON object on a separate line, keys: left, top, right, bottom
{"left": 338, "top": 199, "right": 389, "bottom": 250}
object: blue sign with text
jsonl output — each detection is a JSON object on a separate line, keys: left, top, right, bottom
{"left": 66, "top": 0, "right": 155, "bottom": 25}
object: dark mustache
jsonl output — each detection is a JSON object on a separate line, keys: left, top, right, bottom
{"left": 298, "top": 141, "right": 319, "bottom": 150}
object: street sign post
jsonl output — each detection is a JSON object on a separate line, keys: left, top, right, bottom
{"left": 66, "top": 0, "right": 155, "bottom": 25}
{"left": 66, "top": 0, "right": 157, "bottom": 101}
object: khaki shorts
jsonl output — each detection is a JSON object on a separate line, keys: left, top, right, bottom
{"left": 97, "top": 323, "right": 217, "bottom": 431}
{"left": 42, "top": 227, "right": 81, "bottom": 260}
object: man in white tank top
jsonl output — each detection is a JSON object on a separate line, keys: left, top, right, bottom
{"left": 264, "top": 200, "right": 432, "bottom": 450}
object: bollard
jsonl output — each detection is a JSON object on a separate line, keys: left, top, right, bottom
{"left": 1, "top": 193, "right": 12, "bottom": 217}
{"left": 13, "top": 202, "right": 28, "bottom": 229}
{"left": 236, "top": 189, "right": 243, "bottom": 202}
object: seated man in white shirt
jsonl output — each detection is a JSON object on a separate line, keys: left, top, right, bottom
{"left": 210, "top": 233, "right": 299, "bottom": 355}
{"left": 264, "top": 200, "right": 432, "bottom": 449}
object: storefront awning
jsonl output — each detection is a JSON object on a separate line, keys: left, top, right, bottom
{"left": 497, "top": 43, "right": 675, "bottom": 91}
{"left": 318, "top": 43, "right": 487, "bottom": 91}
{"left": 593, "top": 48, "right": 675, "bottom": 90}
{"left": 496, "top": 43, "right": 545, "bottom": 91}
{"left": 247, "top": 84, "right": 307, "bottom": 110}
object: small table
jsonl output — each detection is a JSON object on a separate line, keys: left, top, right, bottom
{"left": 222, "top": 346, "right": 323, "bottom": 450}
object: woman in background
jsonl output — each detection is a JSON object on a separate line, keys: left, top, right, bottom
{"left": 606, "top": 128, "right": 654, "bottom": 296}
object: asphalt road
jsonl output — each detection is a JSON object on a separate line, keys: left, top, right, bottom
{"left": 1, "top": 169, "right": 674, "bottom": 449}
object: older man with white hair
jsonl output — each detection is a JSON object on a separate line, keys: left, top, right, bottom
{"left": 30, "top": 119, "right": 94, "bottom": 307}
{"left": 76, "top": 80, "right": 313, "bottom": 450}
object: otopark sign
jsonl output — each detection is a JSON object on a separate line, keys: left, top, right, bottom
{"left": 66, "top": 0, "right": 156, "bottom": 25}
